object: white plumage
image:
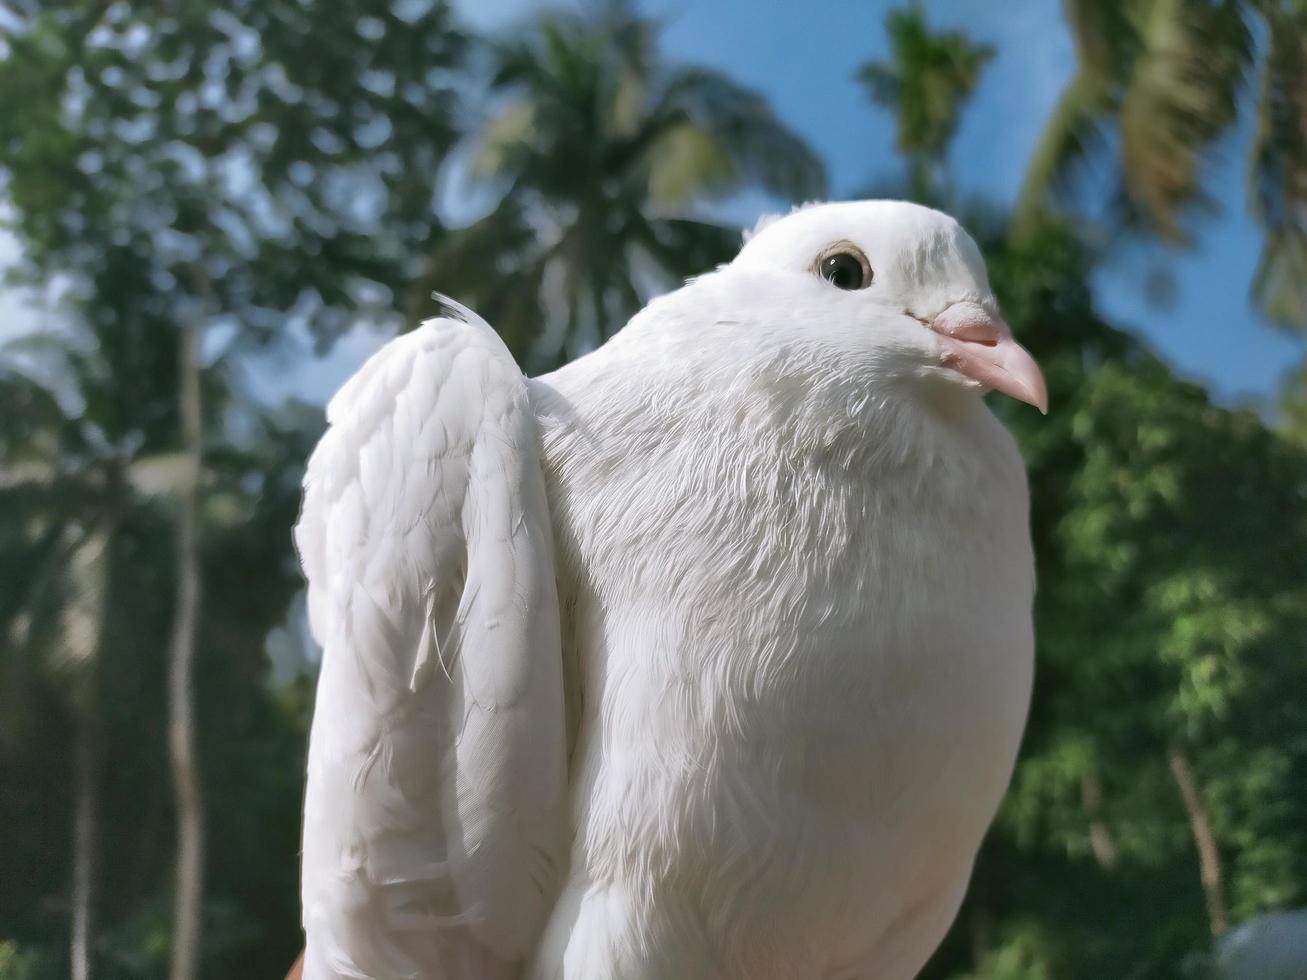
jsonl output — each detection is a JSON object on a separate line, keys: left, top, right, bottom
{"left": 296, "top": 201, "right": 1046, "bottom": 980}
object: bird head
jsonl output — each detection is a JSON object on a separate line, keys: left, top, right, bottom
{"left": 729, "top": 201, "right": 1048, "bottom": 414}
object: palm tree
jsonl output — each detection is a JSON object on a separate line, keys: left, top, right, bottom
{"left": 1014, "top": 0, "right": 1307, "bottom": 332}
{"left": 414, "top": 0, "right": 826, "bottom": 368}
{"left": 856, "top": 6, "right": 995, "bottom": 204}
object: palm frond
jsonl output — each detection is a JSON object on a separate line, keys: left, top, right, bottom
{"left": 638, "top": 216, "right": 741, "bottom": 281}
{"left": 657, "top": 67, "right": 826, "bottom": 201}
{"left": 857, "top": 62, "right": 903, "bottom": 109}
{"left": 1019, "top": 0, "right": 1257, "bottom": 251}
{"left": 1118, "top": 0, "right": 1253, "bottom": 242}
{"left": 645, "top": 121, "right": 738, "bottom": 208}
{"left": 1252, "top": 225, "right": 1307, "bottom": 329}
{"left": 1013, "top": 69, "right": 1116, "bottom": 233}
{"left": 1248, "top": 6, "right": 1307, "bottom": 331}
{"left": 1062, "top": 0, "right": 1141, "bottom": 78}
{"left": 470, "top": 99, "right": 538, "bottom": 180}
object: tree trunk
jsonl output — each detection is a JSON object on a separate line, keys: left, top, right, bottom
{"left": 64, "top": 519, "right": 113, "bottom": 980}
{"left": 1168, "top": 747, "right": 1229, "bottom": 936}
{"left": 168, "top": 314, "right": 205, "bottom": 980}
{"left": 70, "top": 710, "right": 99, "bottom": 980}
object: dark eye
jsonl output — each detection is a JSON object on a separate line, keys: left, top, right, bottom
{"left": 816, "top": 246, "right": 872, "bottom": 290}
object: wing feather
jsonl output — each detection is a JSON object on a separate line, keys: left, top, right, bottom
{"left": 296, "top": 305, "right": 568, "bottom": 979}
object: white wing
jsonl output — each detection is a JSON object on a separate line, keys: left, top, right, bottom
{"left": 296, "top": 304, "right": 568, "bottom": 979}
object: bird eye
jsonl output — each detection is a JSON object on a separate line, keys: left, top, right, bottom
{"left": 815, "top": 245, "right": 872, "bottom": 290}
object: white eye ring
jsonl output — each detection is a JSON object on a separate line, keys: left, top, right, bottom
{"left": 813, "top": 242, "right": 873, "bottom": 290}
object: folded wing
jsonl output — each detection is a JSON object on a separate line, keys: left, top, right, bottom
{"left": 295, "top": 304, "right": 567, "bottom": 979}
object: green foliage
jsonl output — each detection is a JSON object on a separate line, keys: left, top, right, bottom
{"left": 0, "top": 941, "right": 43, "bottom": 980}
{"left": 1281, "top": 355, "right": 1307, "bottom": 446}
{"left": 955, "top": 923, "right": 1056, "bottom": 980}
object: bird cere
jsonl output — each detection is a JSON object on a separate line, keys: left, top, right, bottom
{"left": 296, "top": 200, "right": 1047, "bottom": 979}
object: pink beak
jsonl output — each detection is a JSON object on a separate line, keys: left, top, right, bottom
{"left": 928, "top": 302, "right": 1048, "bottom": 414}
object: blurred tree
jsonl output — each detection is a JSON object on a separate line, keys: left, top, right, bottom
{"left": 1014, "top": 0, "right": 1307, "bottom": 334}
{"left": 856, "top": 6, "right": 994, "bottom": 203}
{"left": 418, "top": 0, "right": 826, "bottom": 368}
{"left": 0, "top": 0, "right": 467, "bottom": 975}
{"left": 0, "top": 337, "right": 189, "bottom": 980}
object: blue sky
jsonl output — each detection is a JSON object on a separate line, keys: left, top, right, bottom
{"left": 453, "top": 0, "right": 1304, "bottom": 409}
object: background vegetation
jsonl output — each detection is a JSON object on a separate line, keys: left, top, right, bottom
{"left": 0, "top": 1, "right": 1304, "bottom": 977}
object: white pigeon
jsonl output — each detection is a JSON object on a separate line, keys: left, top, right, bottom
{"left": 295, "top": 200, "right": 1046, "bottom": 980}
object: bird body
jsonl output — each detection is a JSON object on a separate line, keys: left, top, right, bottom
{"left": 297, "top": 202, "right": 1043, "bottom": 979}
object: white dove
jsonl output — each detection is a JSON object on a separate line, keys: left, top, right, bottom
{"left": 295, "top": 200, "right": 1046, "bottom": 980}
